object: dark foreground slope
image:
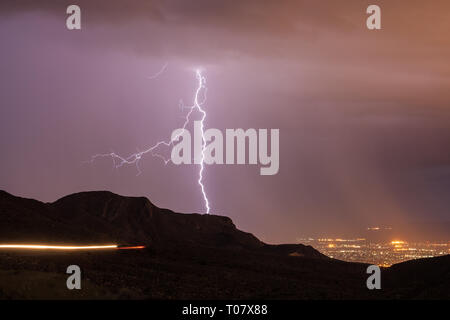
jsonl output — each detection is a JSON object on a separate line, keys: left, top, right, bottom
{"left": 0, "top": 190, "right": 448, "bottom": 299}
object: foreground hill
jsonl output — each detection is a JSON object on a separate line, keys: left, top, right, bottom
{"left": 0, "top": 190, "right": 448, "bottom": 299}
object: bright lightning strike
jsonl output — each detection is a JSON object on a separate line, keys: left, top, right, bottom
{"left": 88, "top": 70, "right": 211, "bottom": 214}
{"left": 194, "top": 70, "right": 210, "bottom": 214}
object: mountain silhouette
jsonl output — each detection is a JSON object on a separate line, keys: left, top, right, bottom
{"left": 0, "top": 190, "right": 323, "bottom": 257}
{"left": 0, "top": 190, "right": 448, "bottom": 299}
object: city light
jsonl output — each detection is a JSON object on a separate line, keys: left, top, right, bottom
{"left": 298, "top": 238, "right": 449, "bottom": 266}
{"left": 391, "top": 240, "right": 406, "bottom": 245}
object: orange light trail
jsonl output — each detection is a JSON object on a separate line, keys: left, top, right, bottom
{"left": 0, "top": 244, "right": 118, "bottom": 250}
{"left": 117, "top": 246, "right": 146, "bottom": 250}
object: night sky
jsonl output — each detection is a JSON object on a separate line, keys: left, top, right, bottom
{"left": 0, "top": 1, "right": 449, "bottom": 243}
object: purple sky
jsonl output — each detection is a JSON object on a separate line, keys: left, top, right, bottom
{"left": 1, "top": 1, "right": 449, "bottom": 243}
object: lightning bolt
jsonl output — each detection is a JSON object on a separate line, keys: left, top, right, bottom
{"left": 88, "top": 70, "right": 210, "bottom": 214}
{"left": 194, "top": 71, "right": 210, "bottom": 214}
{"left": 146, "top": 62, "right": 168, "bottom": 80}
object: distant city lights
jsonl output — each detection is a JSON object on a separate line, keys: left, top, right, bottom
{"left": 297, "top": 237, "right": 449, "bottom": 267}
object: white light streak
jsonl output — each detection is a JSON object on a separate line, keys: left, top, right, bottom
{"left": 0, "top": 244, "right": 118, "bottom": 250}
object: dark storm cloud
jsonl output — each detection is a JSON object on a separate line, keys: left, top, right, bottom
{"left": 0, "top": 0, "right": 350, "bottom": 32}
{"left": 3, "top": 0, "right": 450, "bottom": 81}
{"left": 3, "top": 0, "right": 450, "bottom": 105}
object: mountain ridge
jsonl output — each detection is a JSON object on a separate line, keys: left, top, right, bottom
{"left": 0, "top": 189, "right": 449, "bottom": 299}
{"left": 0, "top": 189, "right": 324, "bottom": 258}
